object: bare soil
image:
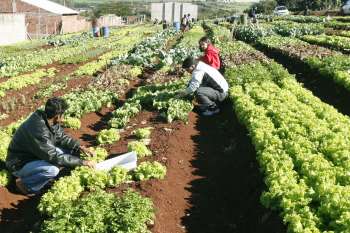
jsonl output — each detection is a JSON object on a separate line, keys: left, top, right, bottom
{"left": 277, "top": 43, "right": 337, "bottom": 60}
{"left": 0, "top": 50, "right": 109, "bottom": 124}
{"left": 0, "top": 101, "right": 286, "bottom": 233}
{"left": 0, "top": 75, "right": 92, "bottom": 127}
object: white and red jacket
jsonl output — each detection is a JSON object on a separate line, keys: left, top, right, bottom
{"left": 185, "top": 61, "right": 228, "bottom": 100}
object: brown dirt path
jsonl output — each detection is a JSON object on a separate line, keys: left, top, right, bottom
{"left": 143, "top": 101, "right": 286, "bottom": 233}
{"left": 0, "top": 101, "right": 286, "bottom": 233}
{"left": 141, "top": 112, "right": 199, "bottom": 233}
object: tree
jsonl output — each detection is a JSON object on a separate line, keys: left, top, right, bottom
{"left": 249, "top": 0, "right": 278, "bottom": 14}
{"left": 277, "top": 0, "right": 344, "bottom": 10}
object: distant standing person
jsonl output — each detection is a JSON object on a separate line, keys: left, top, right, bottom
{"left": 177, "top": 57, "right": 229, "bottom": 116}
{"left": 162, "top": 20, "right": 168, "bottom": 30}
{"left": 186, "top": 14, "right": 192, "bottom": 29}
{"left": 181, "top": 14, "right": 188, "bottom": 32}
{"left": 251, "top": 7, "right": 257, "bottom": 23}
{"left": 6, "top": 97, "right": 96, "bottom": 195}
{"left": 93, "top": 26, "right": 100, "bottom": 37}
{"left": 199, "top": 36, "right": 221, "bottom": 70}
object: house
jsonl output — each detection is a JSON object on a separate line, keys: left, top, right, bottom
{"left": 0, "top": 0, "right": 90, "bottom": 38}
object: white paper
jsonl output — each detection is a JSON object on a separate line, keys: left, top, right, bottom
{"left": 96, "top": 151, "right": 137, "bottom": 171}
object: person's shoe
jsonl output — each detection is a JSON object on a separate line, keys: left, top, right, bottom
{"left": 15, "top": 178, "right": 31, "bottom": 196}
{"left": 202, "top": 107, "right": 220, "bottom": 116}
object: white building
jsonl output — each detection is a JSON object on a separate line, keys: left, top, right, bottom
{"left": 0, "top": 13, "right": 26, "bottom": 45}
{"left": 151, "top": 2, "right": 198, "bottom": 23}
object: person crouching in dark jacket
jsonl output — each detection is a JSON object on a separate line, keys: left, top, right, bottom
{"left": 6, "top": 97, "right": 96, "bottom": 195}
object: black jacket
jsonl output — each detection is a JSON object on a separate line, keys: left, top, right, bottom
{"left": 6, "top": 110, "right": 83, "bottom": 172}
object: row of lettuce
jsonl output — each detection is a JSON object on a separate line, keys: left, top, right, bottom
{"left": 38, "top": 25, "right": 205, "bottom": 233}
{"left": 0, "top": 25, "right": 161, "bottom": 78}
{"left": 0, "top": 25, "right": 160, "bottom": 104}
{"left": 207, "top": 23, "right": 350, "bottom": 233}
{"left": 233, "top": 23, "right": 350, "bottom": 93}
{"left": 0, "top": 30, "right": 91, "bottom": 55}
{"left": 0, "top": 24, "right": 185, "bottom": 180}
{"left": 233, "top": 21, "right": 350, "bottom": 52}
{"left": 258, "top": 14, "right": 350, "bottom": 30}
{"left": 0, "top": 25, "right": 204, "bottom": 103}
{"left": 0, "top": 24, "right": 204, "bottom": 181}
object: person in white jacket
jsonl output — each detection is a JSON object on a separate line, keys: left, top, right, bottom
{"left": 177, "top": 56, "right": 229, "bottom": 116}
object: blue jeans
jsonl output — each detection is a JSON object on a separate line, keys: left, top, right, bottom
{"left": 13, "top": 148, "right": 66, "bottom": 194}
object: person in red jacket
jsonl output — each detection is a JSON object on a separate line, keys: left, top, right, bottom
{"left": 199, "top": 36, "right": 221, "bottom": 70}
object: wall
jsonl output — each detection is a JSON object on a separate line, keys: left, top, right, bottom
{"left": 1, "top": 1, "right": 124, "bottom": 38}
{"left": 173, "top": 3, "right": 181, "bottom": 23}
{"left": 0, "top": 1, "right": 12, "bottom": 12}
{"left": 151, "top": 3, "right": 163, "bottom": 22}
{"left": 0, "top": 13, "right": 26, "bottom": 45}
{"left": 62, "top": 15, "right": 123, "bottom": 34}
{"left": 151, "top": 2, "right": 198, "bottom": 23}
{"left": 26, "top": 14, "right": 61, "bottom": 39}
{"left": 99, "top": 15, "right": 123, "bottom": 27}
{"left": 61, "top": 15, "right": 89, "bottom": 34}
{"left": 0, "top": 0, "right": 62, "bottom": 39}
{"left": 163, "top": 2, "right": 173, "bottom": 23}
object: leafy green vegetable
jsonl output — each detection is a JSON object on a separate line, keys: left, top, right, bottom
{"left": 0, "top": 68, "right": 56, "bottom": 97}
{"left": 109, "top": 102, "right": 141, "bottom": 129}
{"left": 129, "top": 66, "right": 143, "bottom": 78}
{"left": 301, "top": 34, "right": 350, "bottom": 53}
{"left": 133, "top": 127, "right": 152, "bottom": 139}
{"left": 134, "top": 161, "right": 166, "bottom": 181}
{"left": 63, "top": 88, "right": 118, "bottom": 119}
{"left": 40, "top": 189, "right": 154, "bottom": 233}
{"left": 38, "top": 164, "right": 132, "bottom": 216}
{"left": 74, "top": 166, "right": 108, "bottom": 190}
{"left": 127, "top": 141, "right": 152, "bottom": 158}
{"left": 211, "top": 23, "right": 350, "bottom": 233}
{"left": 38, "top": 175, "right": 84, "bottom": 215}
{"left": 0, "top": 169, "right": 10, "bottom": 186}
{"left": 0, "top": 131, "right": 11, "bottom": 161}
{"left": 0, "top": 25, "right": 156, "bottom": 77}
{"left": 166, "top": 99, "right": 193, "bottom": 123}
{"left": 62, "top": 117, "right": 81, "bottom": 130}
{"left": 97, "top": 128, "right": 120, "bottom": 145}
{"left": 107, "top": 166, "right": 132, "bottom": 187}
{"left": 81, "top": 147, "right": 108, "bottom": 163}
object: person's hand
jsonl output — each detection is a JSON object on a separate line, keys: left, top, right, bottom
{"left": 82, "top": 160, "right": 96, "bottom": 169}
{"left": 80, "top": 145, "right": 96, "bottom": 157}
{"left": 175, "top": 90, "right": 187, "bottom": 99}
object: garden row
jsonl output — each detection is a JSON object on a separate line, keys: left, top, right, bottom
{"left": 0, "top": 25, "right": 159, "bottom": 78}
{"left": 0, "top": 25, "right": 160, "bottom": 123}
{"left": 1, "top": 24, "right": 205, "bottom": 233}
{"left": 209, "top": 24, "right": 350, "bottom": 232}
{"left": 259, "top": 14, "right": 350, "bottom": 31}
{"left": 0, "top": 24, "right": 178, "bottom": 183}
{"left": 37, "top": 24, "right": 204, "bottom": 233}
{"left": 233, "top": 25, "right": 350, "bottom": 94}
